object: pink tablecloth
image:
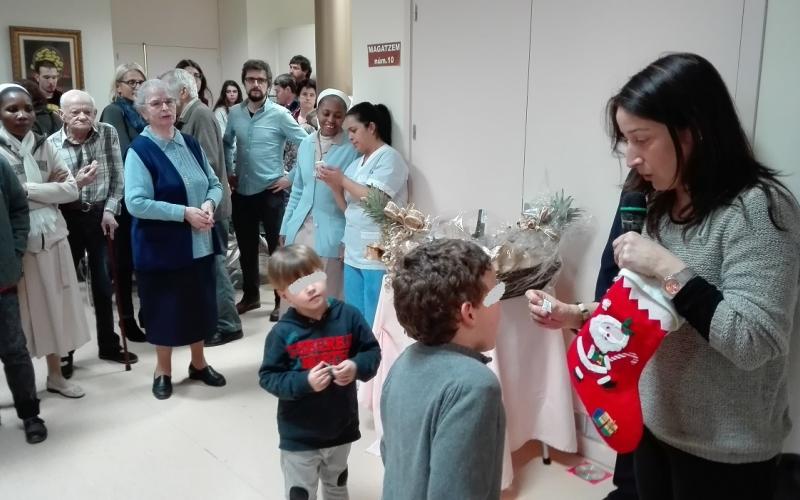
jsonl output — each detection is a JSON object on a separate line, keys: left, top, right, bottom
{"left": 358, "top": 281, "right": 578, "bottom": 489}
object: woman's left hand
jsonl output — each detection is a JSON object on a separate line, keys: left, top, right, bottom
{"left": 316, "top": 166, "right": 344, "bottom": 188}
{"left": 612, "top": 231, "right": 686, "bottom": 280}
{"left": 201, "top": 200, "right": 215, "bottom": 218}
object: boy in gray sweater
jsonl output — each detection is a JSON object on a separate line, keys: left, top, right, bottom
{"left": 380, "top": 239, "right": 506, "bottom": 500}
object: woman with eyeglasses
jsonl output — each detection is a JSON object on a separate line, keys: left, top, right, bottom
{"left": 124, "top": 79, "right": 226, "bottom": 400}
{"left": 99, "top": 63, "right": 148, "bottom": 345}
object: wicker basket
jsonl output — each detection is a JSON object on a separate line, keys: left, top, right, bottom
{"left": 498, "top": 260, "right": 562, "bottom": 300}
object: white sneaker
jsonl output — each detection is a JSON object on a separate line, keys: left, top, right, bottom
{"left": 46, "top": 376, "right": 85, "bottom": 399}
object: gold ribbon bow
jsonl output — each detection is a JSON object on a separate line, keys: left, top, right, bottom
{"left": 517, "top": 206, "right": 560, "bottom": 241}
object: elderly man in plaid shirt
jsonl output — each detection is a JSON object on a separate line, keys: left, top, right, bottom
{"left": 47, "top": 90, "right": 140, "bottom": 377}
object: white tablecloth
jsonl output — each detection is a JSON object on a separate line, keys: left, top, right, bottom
{"left": 358, "top": 282, "right": 578, "bottom": 489}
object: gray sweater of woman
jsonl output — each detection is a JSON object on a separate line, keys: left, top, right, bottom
{"left": 641, "top": 186, "right": 800, "bottom": 463}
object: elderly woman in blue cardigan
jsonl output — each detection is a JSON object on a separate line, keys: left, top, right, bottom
{"left": 279, "top": 89, "right": 358, "bottom": 304}
{"left": 124, "top": 79, "right": 226, "bottom": 400}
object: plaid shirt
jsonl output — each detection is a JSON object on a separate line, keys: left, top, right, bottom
{"left": 47, "top": 122, "right": 124, "bottom": 215}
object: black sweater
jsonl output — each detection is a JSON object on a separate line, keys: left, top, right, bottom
{"left": 258, "top": 298, "right": 381, "bottom": 451}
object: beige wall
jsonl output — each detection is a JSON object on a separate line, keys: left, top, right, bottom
{"left": 754, "top": 0, "right": 800, "bottom": 454}
{"left": 351, "top": 0, "right": 410, "bottom": 157}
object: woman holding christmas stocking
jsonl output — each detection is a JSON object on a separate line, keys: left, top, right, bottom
{"left": 527, "top": 52, "right": 800, "bottom": 500}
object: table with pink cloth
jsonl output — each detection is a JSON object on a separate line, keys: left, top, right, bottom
{"left": 358, "top": 280, "right": 578, "bottom": 489}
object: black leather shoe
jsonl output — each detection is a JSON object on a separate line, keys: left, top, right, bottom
{"left": 152, "top": 375, "right": 172, "bottom": 400}
{"left": 60, "top": 352, "right": 74, "bottom": 379}
{"left": 23, "top": 416, "right": 47, "bottom": 444}
{"left": 269, "top": 306, "right": 280, "bottom": 322}
{"left": 188, "top": 364, "right": 226, "bottom": 387}
{"left": 236, "top": 296, "right": 261, "bottom": 315}
{"left": 121, "top": 318, "right": 146, "bottom": 343}
{"left": 99, "top": 349, "right": 139, "bottom": 364}
{"left": 204, "top": 330, "right": 244, "bottom": 347}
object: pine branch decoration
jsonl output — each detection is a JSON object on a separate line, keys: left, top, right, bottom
{"left": 360, "top": 187, "right": 391, "bottom": 228}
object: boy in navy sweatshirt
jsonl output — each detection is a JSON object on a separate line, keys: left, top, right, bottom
{"left": 259, "top": 244, "right": 381, "bottom": 500}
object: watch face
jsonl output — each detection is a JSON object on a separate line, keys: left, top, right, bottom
{"left": 664, "top": 278, "right": 681, "bottom": 296}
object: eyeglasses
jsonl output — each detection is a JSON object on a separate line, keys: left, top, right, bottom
{"left": 244, "top": 77, "right": 269, "bottom": 86}
{"left": 147, "top": 99, "right": 176, "bottom": 109}
{"left": 120, "top": 79, "right": 145, "bottom": 88}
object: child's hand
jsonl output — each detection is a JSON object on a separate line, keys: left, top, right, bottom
{"left": 308, "top": 362, "right": 332, "bottom": 392}
{"left": 331, "top": 360, "right": 357, "bottom": 386}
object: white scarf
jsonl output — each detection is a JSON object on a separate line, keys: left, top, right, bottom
{"left": 0, "top": 127, "right": 58, "bottom": 238}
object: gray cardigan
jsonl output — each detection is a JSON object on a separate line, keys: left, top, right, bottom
{"left": 641, "top": 186, "right": 800, "bottom": 463}
{"left": 380, "top": 343, "right": 505, "bottom": 500}
{"left": 0, "top": 155, "right": 29, "bottom": 288}
{"left": 179, "top": 99, "right": 232, "bottom": 220}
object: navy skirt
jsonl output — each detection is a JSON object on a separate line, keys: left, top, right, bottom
{"left": 136, "top": 255, "right": 217, "bottom": 347}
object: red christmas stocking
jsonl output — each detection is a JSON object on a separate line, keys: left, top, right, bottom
{"left": 566, "top": 269, "right": 683, "bottom": 453}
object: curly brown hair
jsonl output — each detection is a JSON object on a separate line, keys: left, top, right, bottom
{"left": 392, "top": 239, "right": 491, "bottom": 345}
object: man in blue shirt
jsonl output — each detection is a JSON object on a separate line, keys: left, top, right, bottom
{"left": 224, "top": 59, "right": 307, "bottom": 321}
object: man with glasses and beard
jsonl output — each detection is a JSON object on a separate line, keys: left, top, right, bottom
{"left": 223, "top": 60, "right": 307, "bottom": 321}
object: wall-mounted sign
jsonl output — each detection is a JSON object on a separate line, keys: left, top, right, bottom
{"left": 368, "top": 42, "right": 401, "bottom": 67}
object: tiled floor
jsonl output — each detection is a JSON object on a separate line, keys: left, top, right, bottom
{"left": 0, "top": 285, "right": 613, "bottom": 499}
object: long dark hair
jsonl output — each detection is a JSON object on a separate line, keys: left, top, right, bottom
{"left": 213, "top": 80, "right": 242, "bottom": 112}
{"left": 346, "top": 102, "right": 392, "bottom": 145}
{"left": 176, "top": 59, "right": 210, "bottom": 106}
{"left": 607, "top": 52, "right": 792, "bottom": 238}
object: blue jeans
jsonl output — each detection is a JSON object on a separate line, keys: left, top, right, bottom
{"left": 214, "top": 219, "right": 242, "bottom": 336}
{"left": 343, "top": 264, "right": 385, "bottom": 328}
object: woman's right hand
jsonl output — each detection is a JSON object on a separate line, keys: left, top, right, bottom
{"left": 525, "top": 289, "right": 582, "bottom": 330}
{"left": 184, "top": 207, "right": 214, "bottom": 231}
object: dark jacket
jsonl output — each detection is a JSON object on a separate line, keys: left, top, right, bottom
{"left": 100, "top": 102, "right": 140, "bottom": 160}
{"left": 0, "top": 156, "right": 30, "bottom": 288}
{"left": 259, "top": 298, "right": 381, "bottom": 451}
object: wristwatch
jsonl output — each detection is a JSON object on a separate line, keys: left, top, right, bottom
{"left": 575, "top": 302, "right": 590, "bottom": 323}
{"left": 662, "top": 268, "right": 697, "bottom": 297}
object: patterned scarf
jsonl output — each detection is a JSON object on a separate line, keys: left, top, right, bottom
{"left": 113, "top": 96, "right": 147, "bottom": 133}
{"left": 0, "top": 127, "right": 58, "bottom": 238}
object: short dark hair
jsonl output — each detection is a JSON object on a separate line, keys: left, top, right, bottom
{"left": 241, "top": 59, "right": 273, "bottom": 88}
{"left": 274, "top": 73, "right": 297, "bottom": 95}
{"left": 607, "top": 52, "right": 792, "bottom": 238}
{"left": 33, "top": 60, "right": 57, "bottom": 73}
{"left": 290, "top": 55, "right": 312, "bottom": 79}
{"left": 297, "top": 78, "right": 316, "bottom": 95}
{"left": 347, "top": 102, "right": 392, "bottom": 145}
{"left": 392, "top": 239, "right": 492, "bottom": 345}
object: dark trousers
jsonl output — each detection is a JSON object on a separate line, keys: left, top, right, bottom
{"left": 231, "top": 189, "right": 283, "bottom": 303}
{"left": 63, "top": 207, "right": 120, "bottom": 354}
{"left": 634, "top": 427, "right": 778, "bottom": 500}
{"left": 114, "top": 202, "right": 137, "bottom": 321}
{"left": 0, "top": 290, "right": 40, "bottom": 420}
{"left": 606, "top": 453, "right": 639, "bottom": 500}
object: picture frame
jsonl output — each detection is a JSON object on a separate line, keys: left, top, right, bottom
{"left": 9, "top": 26, "right": 84, "bottom": 91}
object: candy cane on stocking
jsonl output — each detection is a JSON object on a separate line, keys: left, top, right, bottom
{"left": 567, "top": 269, "right": 682, "bottom": 453}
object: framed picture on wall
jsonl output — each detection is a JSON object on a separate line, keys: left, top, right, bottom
{"left": 9, "top": 26, "right": 84, "bottom": 92}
